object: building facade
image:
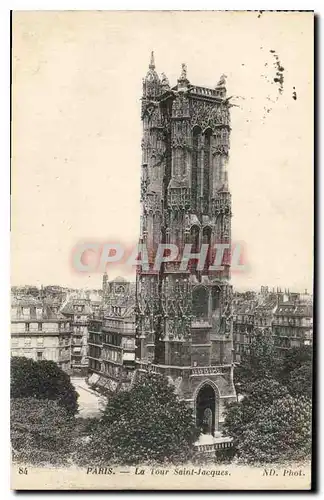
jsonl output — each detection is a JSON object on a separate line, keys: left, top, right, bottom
{"left": 233, "top": 287, "right": 313, "bottom": 362}
{"left": 135, "top": 54, "right": 236, "bottom": 435}
{"left": 11, "top": 296, "right": 72, "bottom": 372}
{"left": 272, "top": 292, "right": 313, "bottom": 350}
{"left": 60, "top": 294, "right": 91, "bottom": 375}
{"left": 88, "top": 277, "right": 136, "bottom": 393}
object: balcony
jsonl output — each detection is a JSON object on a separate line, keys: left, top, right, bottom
{"left": 102, "top": 323, "right": 135, "bottom": 334}
{"left": 135, "top": 362, "right": 190, "bottom": 378}
{"left": 190, "top": 365, "right": 231, "bottom": 376}
{"left": 88, "top": 353, "right": 101, "bottom": 361}
{"left": 194, "top": 436, "right": 233, "bottom": 455}
{"left": 88, "top": 337, "right": 102, "bottom": 346}
{"left": 73, "top": 318, "right": 89, "bottom": 325}
{"left": 191, "top": 319, "right": 212, "bottom": 329}
{"left": 190, "top": 85, "right": 225, "bottom": 100}
{"left": 11, "top": 328, "right": 72, "bottom": 336}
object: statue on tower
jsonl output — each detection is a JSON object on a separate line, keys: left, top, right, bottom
{"left": 180, "top": 63, "right": 187, "bottom": 80}
{"left": 177, "top": 63, "right": 190, "bottom": 91}
{"left": 216, "top": 74, "right": 227, "bottom": 87}
{"left": 161, "top": 72, "right": 170, "bottom": 91}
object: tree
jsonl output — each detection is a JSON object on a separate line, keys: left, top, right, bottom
{"left": 280, "top": 345, "right": 313, "bottom": 384}
{"left": 11, "top": 357, "right": 78, "bottom": 415}
{"left": 234, "top": 334, "right": 282, "bottom": 393}
{"left": 77, "top": 373, "right": 200, "bottom": 466}
{"left": 236, "top": 396, "right": 312, "bottom": 464}
{"left": 224, "top": 379, "right": 290, "bottom": 445}
{"left": 235, "top": 338, "right": 313, "bottom": 395}
{"left": 288, "top": 362, "right": 312, "bottom": 399}
{"left": 11, "top": 398, "right": 76, "bottom": 466}
{"left": 223, "top": 379, "right": 312, "bottom": 464}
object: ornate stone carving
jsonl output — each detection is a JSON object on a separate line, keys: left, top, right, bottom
{"left": 216, "top": 74, "right": 227, "bottom": 87}
{"left": 142, "top": 102, "right": 157, "bottom": 119}
{"left": 171, "top": 133, "right": 190, "bottom": 149}
{"left": 212, "top": 144, "right": 229, "bottom": 156}
{"left": 150, "top": 148, "right": 165, "bottom": 161}
{"left": 161, "top": 72, "right": 170, "bottom": 91}
{"left": 180, "top": 63, "right": 187, "bottom": 80}
{"left": 156, "top": 129, "right": 166, "bottom": 142}
{"left": 168, "top": 188, "right": 191, "bottom": 210}
{"left": 190, "top": 101, "right": 230, "bottom": 130}
{"left": 191, "top": 366, "right": 224, "bottom": 375}
{"left": 222, "top": 215, "right": 231, "bottom": 238}
{"left": 218, "top": 286, "right": 233, "bottom": 335}
{"left": 172, "top": 94, "right": 190, "bottom": 118}
{"left": 140, "top": 171, "right": 149, "bottom": 202}
{"left": 141, "top": 137, "right": 150, "bottom": 150}
{"left": 211, "top": 193, "right": 232, "bottom": 216}
{"left": 143, "top": 193, "right": 162, "bottom": 215}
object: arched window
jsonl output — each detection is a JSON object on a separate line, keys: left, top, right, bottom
{"left": 211, "top": 287, "right": 220, "bottom": 311}
{"left": 192, "top": 286, "right": 208, "bottom": 318}
{"left": 203, "top": 128, "right": 212, "bottom": 213}
{"left": 182, "top": 148, "right": 187, "bottom": 176}
{"left": 191, "top": 126, "right": 202, "bottom": 211}
{"left": 189, "top": 225, "right": 200, "bottom": 273}
{"left": 202, "top": 226, "right": 212, "bottom": 269}
{"left": 190, "top": 225, "right": 200, "bottom": 253}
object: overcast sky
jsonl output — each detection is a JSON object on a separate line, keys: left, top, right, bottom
{"left": 12, "top": 11, "right": 313, "bottom": 292}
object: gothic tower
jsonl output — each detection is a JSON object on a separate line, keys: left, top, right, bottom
{"left": 135, "top": 53, "right": 236, "bottom": 434}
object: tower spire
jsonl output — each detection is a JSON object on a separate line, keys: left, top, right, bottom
{"left": 149, "top": 51, "right": 155, "bottom": 70}
{"left": 143, "top": 51, "right": 160, "bottom": 98}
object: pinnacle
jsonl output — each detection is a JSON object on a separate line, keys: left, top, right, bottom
{"left": 149, "top": 51, "right": 155, "bottom": 70}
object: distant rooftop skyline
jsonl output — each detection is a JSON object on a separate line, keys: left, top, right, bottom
{"left": 11, "top": 281, "right": 313, "bottom": 296}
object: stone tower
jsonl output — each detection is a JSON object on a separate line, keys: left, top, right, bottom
{"left": 135, "top": 53, "right": 236, "bottom": 434}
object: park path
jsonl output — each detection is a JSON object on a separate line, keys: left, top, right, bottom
{"left": 71, "top": 377, "right": 107, "bottom": 419}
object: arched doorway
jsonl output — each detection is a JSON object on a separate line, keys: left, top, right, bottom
{"left": 196, "top": 383, "right": 217, "bottom": 435}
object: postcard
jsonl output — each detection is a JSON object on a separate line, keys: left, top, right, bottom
{"left": 11, "top": 10, "right": 314, "bottom": 490}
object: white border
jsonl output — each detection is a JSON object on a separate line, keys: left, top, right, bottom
{"left": 3, "top": 1, "right": 320, "bottom": 10}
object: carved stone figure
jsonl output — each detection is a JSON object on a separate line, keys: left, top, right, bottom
{"left": 216, "top": 74, "right": 227, "bottom": 87}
